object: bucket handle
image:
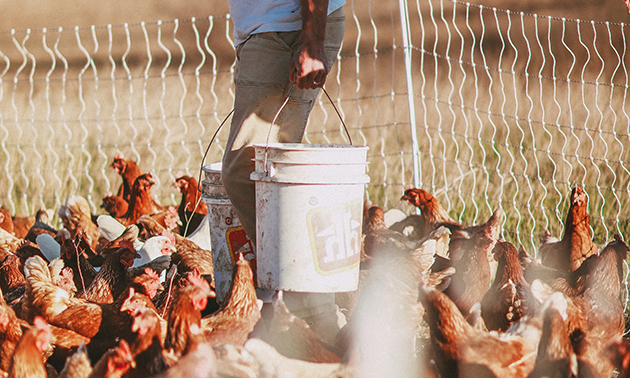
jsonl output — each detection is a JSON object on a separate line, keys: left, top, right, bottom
{"left": 262, "top": 83, "right": 353, "bottom": 174}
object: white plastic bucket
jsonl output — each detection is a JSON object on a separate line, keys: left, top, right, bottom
{"left": 201, "top": 162, "right": 255, "bottom": 302}
{"left": 250, "top": 143, "right": 369, "bottom": 292}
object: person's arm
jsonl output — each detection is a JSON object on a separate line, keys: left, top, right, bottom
{"left": 289, "top": 0, "right": 330, "bottom": 90}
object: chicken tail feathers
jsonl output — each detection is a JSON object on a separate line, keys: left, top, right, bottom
{"left": 24, "top": 255, "right": 53, "bottom": 285}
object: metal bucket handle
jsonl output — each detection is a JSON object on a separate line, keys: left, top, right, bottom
{"left": 262, "top": 83, "right": 353, "bottom": 174}
{"left": 197, "top": 109, "right": 235, "bottom": 205}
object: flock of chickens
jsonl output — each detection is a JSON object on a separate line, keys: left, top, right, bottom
{"left": 0, "top": 153, "right": 628, "bottom": 378}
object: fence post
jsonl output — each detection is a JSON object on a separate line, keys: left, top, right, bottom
{"left": 398, "top": 0, "right": 421, "bottom": 190}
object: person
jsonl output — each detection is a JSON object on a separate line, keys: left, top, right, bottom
{"left": 221, "top": 0, "right": 346, "bottom": 344}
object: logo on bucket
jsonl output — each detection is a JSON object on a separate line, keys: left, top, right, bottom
{"left": 225, "top": 226, "right": 257, "bottom": 281}
{"left": 306, "top": 198, "right": 362, "bottom": 275}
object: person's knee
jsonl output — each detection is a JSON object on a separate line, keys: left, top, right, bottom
{"left": 220, "top": 162, "right": 237, "bottom": 193}
{"left": 221, "top": 150, "right": 244, "bottom": 192}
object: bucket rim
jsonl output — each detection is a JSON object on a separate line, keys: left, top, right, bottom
{"left": 202, "top": 162, "right": 223, "bottom": 173}
{"left": 253, "top": 142, "right": 369, "bottom": 151}
{"left": 250, "top": 171, "right": 370, "bottom": 184}
{"left": 251, "top": 158, "right": 369, "bottom": 166}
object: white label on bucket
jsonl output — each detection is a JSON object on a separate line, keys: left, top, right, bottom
{"left": 306, "top": 198, "right": 362, "bottom": 275}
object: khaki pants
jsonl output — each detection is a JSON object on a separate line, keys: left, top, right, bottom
{"left": 221, "top": 7, "right": 345, "bottom": 246}
{"left": 221, "top": 8, "right": 346, "bottom": 345}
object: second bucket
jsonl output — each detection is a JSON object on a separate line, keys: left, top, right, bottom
{"left": 250, "top": 143, "right": 369, "bottom": 293}
{"left": 201, "top": 162, "right": 256, "bottom": 302}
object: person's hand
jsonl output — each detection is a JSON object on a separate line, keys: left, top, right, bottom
{"left": 289, "top": 0, "right": 330, "bottom": 90}
{"left": 289, "top": 45, "right": 328, "bottom": 90}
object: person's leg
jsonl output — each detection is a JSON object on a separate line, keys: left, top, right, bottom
{"left": 282, "top": 291, "right": 347, "bottom": 346}
{"left": 222, "top": 7, "right": 345, "bottom": 246}
{"left": 222, "top": 8, "right": 346, "bottom": 345}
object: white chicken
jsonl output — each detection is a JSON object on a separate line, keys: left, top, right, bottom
{"left": 133, "top": 234, "right": 176, "bottom": 268}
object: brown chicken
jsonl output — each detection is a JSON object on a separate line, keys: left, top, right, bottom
{"left": 11, "top": 212, "right": 37, "bottom": 240}
{"left": 388, "top": 214, "right": 425, "bottom": 242}
{"left": 442, "top": 224, "right": 496, "bottom": 316}
{"left": 602, "top": 336, "right": 630, "bottom": 378}
{"left": 101, "top": 193, "right": 129, "bottom": 219}
{"left": 120, "top": 286, "right": 168, "bottom": 343}
{"left": 264, "top": 290, "right": 340, "bottom": 363}
{"left": 0, "top": 254, "right": 25, "bottom": 304}
{"left": 174, "top": 175, "right": 207, "bottom": 237}
{"left": 0, "top": 208, "right": 14, "bottom": 235}
{"left": 164, "top": 269, "right": 215, "bottom": 357}
{"left": 118, "top": 173, "right": 160, "bottom": 226}
{"left": 124, "top": 306, "right": 168, "bottom": 378}
{"left": 58, "top": 342, "right": 91, "bottom": 378}
{"left": 90, "top": 339, "right": 136, "bottom": 378}
{"left": 419, "top": 286, "right": 538, "bottom": 377}
{"left": 481, "top": 241, "right": 537, "bottom": 332}
{"left": 362, "top": 205, "right": 413, "bottom": 260}
{"left": 531, "top": 237, "right": 628, "bottom": 378}
{"left": 111, "top": 154, "right": 143, "bottom": 204}
{"left": 527, "top": 303, "right": 579, "bottom": 378}
{"left": 86, "top": 271, "right": 164, "bottom": 360}
{"left": 23, "top": 256, "right": 80, "bottom": 323}
{"left": 24, "top": 255, "right": 102, "bottom": 338}
{"left": 0, "top": 299, "right": 23, "bottom": 373}
{"left": 201, "top": 253, "right": 261, "bottom": 346}
{"left": 539, "top": 186, "right": 598, "bottom": 272}
{"left": 23, "top": 209, "right": 57, "bottom": 244}
{"left": 572, "top": 237, "right": 627, "bottom": 378}
{"left": 46, "top": 324, "right": 91, "bottom": 373}
{"left": 58, "top": 196, "right": 101, "bottom": 252}
{"left": 0, "top": 227, "right": 22, "bottom": 254}
{"left": 400, "top": 187, "right": 458, "bottom": 240}
{"left": 77, "top": 242, "right": 138, "bottom": 304}
{"left": 401, "top": 187, "right": 504, "bottom": 272}
{"left": 24, "top": 254, "right": 158, "bottom": 353}
{"left": 7, "top": 316, "right": 52, "bottom": 378}
{"left": 60, "top": 233, "right": 98, "bottom": 295}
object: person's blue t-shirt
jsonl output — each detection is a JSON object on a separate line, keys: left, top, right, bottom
{"left": 228, "top": 0, "right": 345, "bottom": 46}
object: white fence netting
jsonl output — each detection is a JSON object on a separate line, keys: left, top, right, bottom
{"left": 409, "top": 0, "right": 630, "bottom": 252}
{"left": 0, "top": 0, "right": 629, "bottom": 253}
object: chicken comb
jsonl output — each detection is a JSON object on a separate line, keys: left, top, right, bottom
{"left": 119, "top": 240, "right": 136, "bottom": 252}
{"left": 116, "top": 339, "right": 134, "bottom": 364}
{"left": 114, "top": 152, "right": 124, "bottom": 159}
{"left": 103, "top": 191, "right": 113, "bottom": 198}
{"left": 161, "top": 230, "right": 176, "bottom": 246}
{"left": 120, "top": 288, "right": 139, "bottom": 314}
{"left": 237, "top": 252, "right": 245, "bottom": 262}
{"left": 0, "top": 310, "right": 10, "bottom": 328}
{"left": 614, "top": 234, "right": 623, "bottom": 242}
{"left": 61, "top": 267, "right": 74, "bottom": 281}
{"left": 33, "top": 316, "right": 50, "bottom": 332}
{"left": 404, "top": 184, "right": 414, "bottom": 190}
{"left": 175, "top": 171, "right": 185, "bottom": 180}
{"left": 187, "top": 268, "right": 209, "bottom": 291}
{"left": 144, "top": 267, "right": 160, "bottom": 282}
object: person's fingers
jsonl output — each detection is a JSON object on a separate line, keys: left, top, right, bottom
{"left": 313, "top": 72, "right": 326, "bottom": 88}
{"left": 289, "top": 65, "right": 298, "bottom": 83}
